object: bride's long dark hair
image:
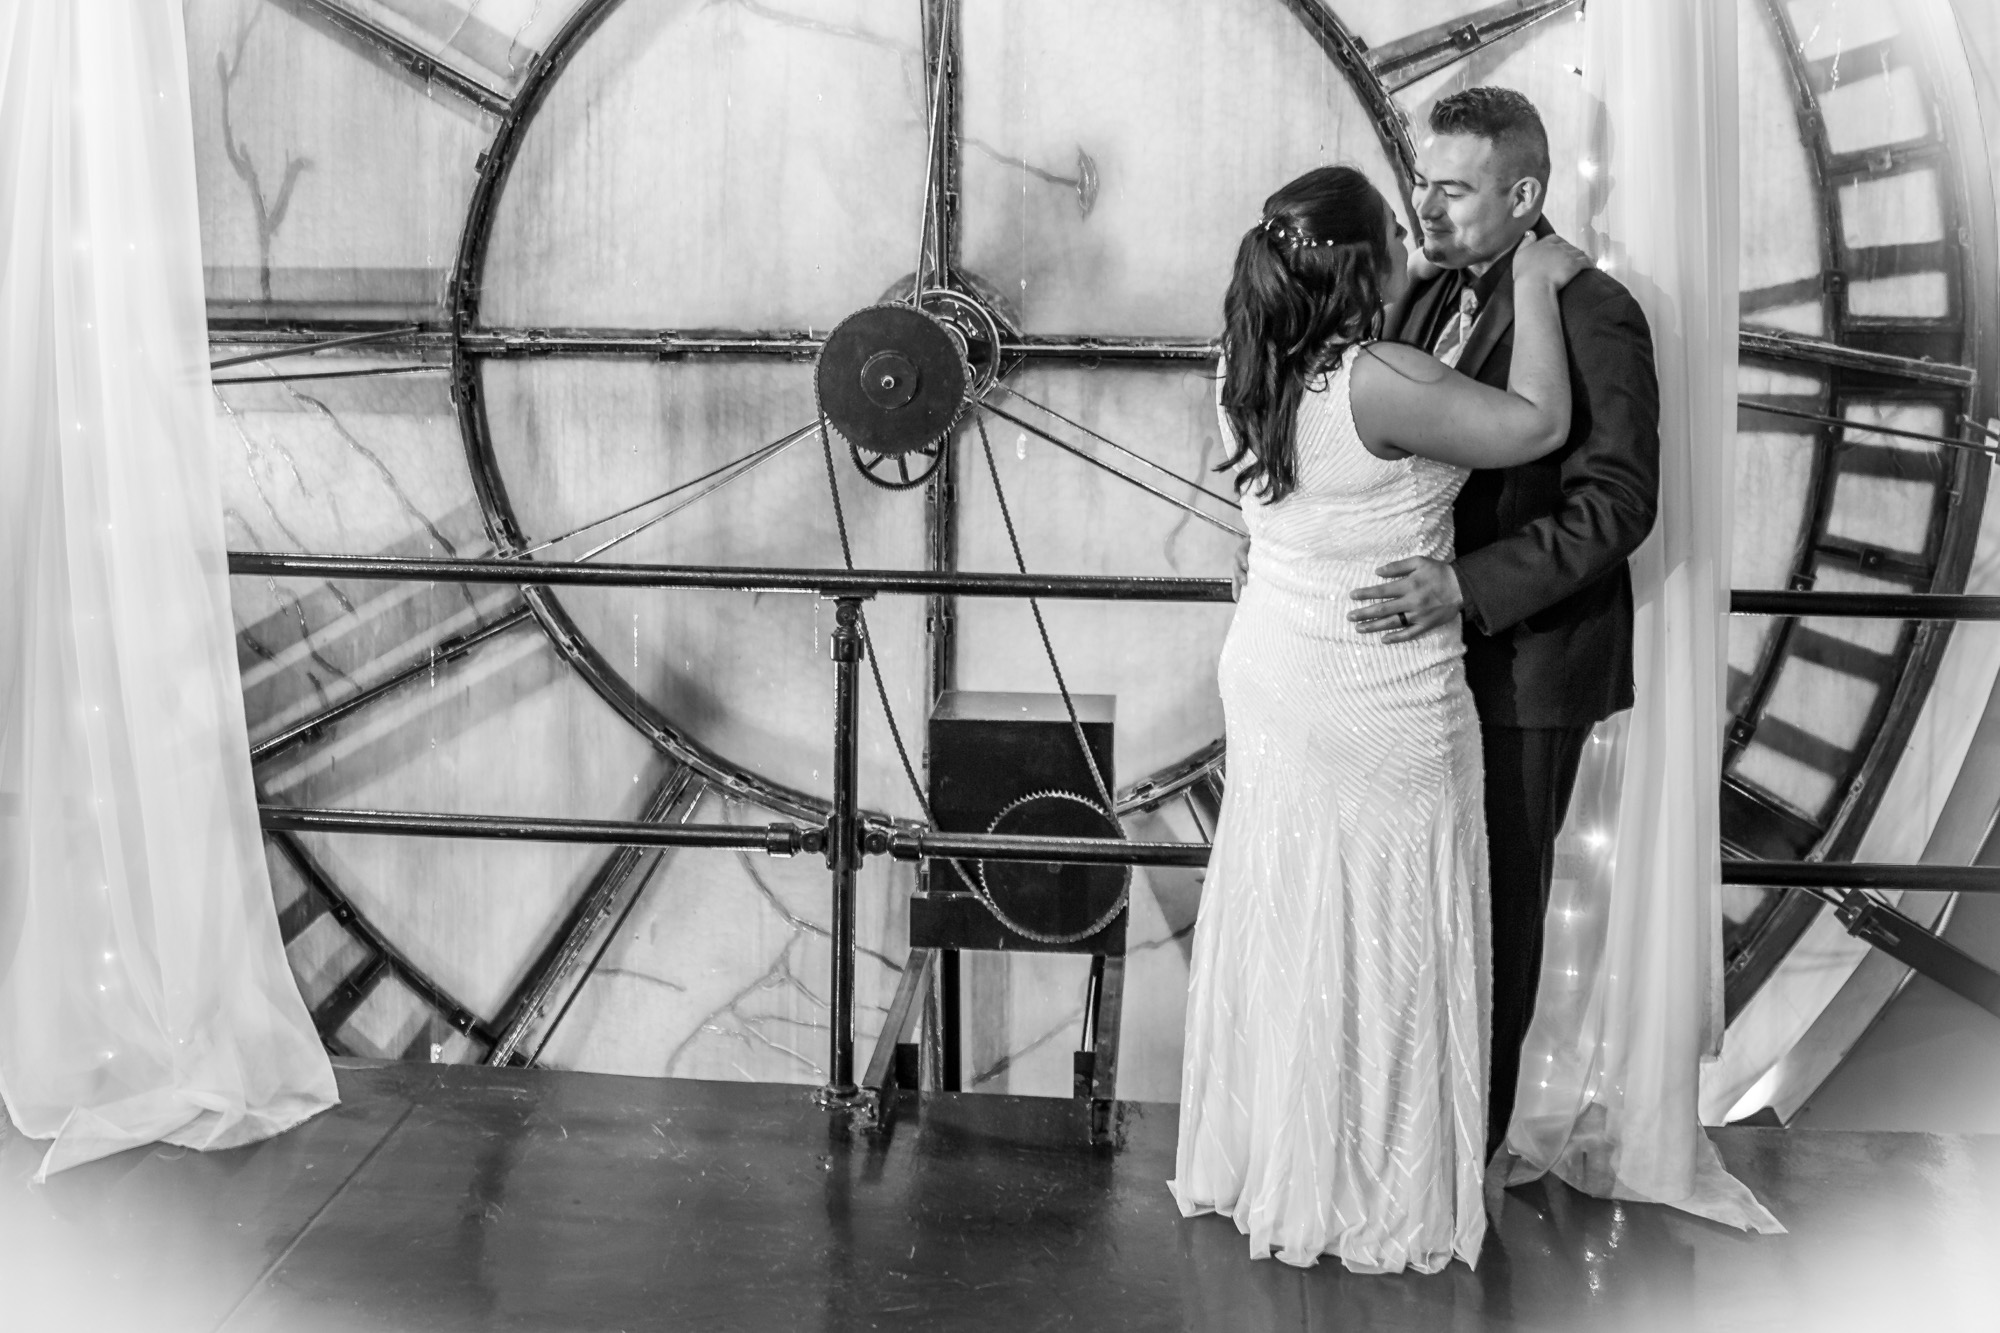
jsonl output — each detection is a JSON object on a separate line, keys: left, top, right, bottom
{"left": 1219, "top": 166, "right": 1395, "bottom": 504}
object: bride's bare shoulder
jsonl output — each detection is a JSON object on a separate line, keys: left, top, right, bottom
{"left": 1352, "top": 341, "right": 1447, "bottom": 391}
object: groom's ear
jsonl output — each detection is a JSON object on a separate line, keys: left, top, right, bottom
{"left": 1508, "top": 176, "right": 1546, "bottom": 219}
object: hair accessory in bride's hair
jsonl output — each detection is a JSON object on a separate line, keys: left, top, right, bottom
{"left": 1260, "top": 214, "right": 1323, "bottom": 249}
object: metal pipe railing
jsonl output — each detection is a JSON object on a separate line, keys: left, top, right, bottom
{"left": 227, "top": 551, "right": 1235, "bottom": 603}
{"left": 1722, "top": 859, "right": 2000, "bottom": 892}
{"left": 239, "top": 550, "right": 2000, "bottom": 1104}
{"left": 1730, "top": 590, "right": 2000, "bottom": 619}
{"left": 881, "top": 828, "right": 1213, "bottom": 868}
{"left": 824, "top": 599, "right": 865, "bottom": 1099}
{"left": 261, "top": 806, "right": 824, "bottom": 856}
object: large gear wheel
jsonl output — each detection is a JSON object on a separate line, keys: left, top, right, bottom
{"left": 974, "top": 789, "right": 1130, "bottom": 947}
{"left": 815, "top": 303, "right": 968, "bottom": 469}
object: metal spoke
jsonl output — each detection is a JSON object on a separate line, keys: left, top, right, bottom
{"left": 1740, "top": 400, "right": 1999, "bottom": 456}
{"left": 212, "top": 364, "right": 448, "bottom": 387}
{"left": 487, "top": 765, "right": 702, "bottom": 1066}
{"left": 1738, "top": 328, "right": 1977, "bottom": 387}
{"left": 570, "top": 425, "right": 814, "bottom": 562}
{"left": 211, "top": 323, "right": 425, "bottom": 370}
{"left": 448, "top": 325, "right": 1226, "bottom": 363}
{"left": 912, "top": 0, "right": 952, "bottom": 301}
{"left": 525, "top": 779, "right": 710, "bottom": 1064}
{"left": 458, "top": 328, "right": 823, "bottom": 358}
{"left": 980, "top": 402, "right": 1246, "bottom": 539}
{"left": 990, "top": 382, "right": 1242, "bottom": 510}
{"left": 519, "top": 423, "right": 819, "bottom": 557}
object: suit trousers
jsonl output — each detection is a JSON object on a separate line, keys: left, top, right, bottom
{"left": 1481, "top": 722, "right": 1592, "bottom": 1159}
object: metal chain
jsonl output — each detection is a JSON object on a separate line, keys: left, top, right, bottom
{"left": 974, "top": 413, "right": 1121, "bottom": 819}
{"left": 973, "top": 412, "right": 1131, "bottom": 944}
{"left": 815, "top": 408, "right": 1128, "bottom": 946}
{"left": 817, "top": 412, "right": 933, "bottom": 826}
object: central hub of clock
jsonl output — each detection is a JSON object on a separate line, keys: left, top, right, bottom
{"left": 814, "top": 288, "right": 1005, "bottom": 469}
{"left": 860, "top": 349, "right": 921, "bottom": 409}
{"left": 815, "top": 304, "right": 967, "bottom": 458}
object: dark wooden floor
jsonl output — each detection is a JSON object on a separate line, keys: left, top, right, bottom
{"left": 2, "top": 1059, "right": 1996, "bottom": 1332}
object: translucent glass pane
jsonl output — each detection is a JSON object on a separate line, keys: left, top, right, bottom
{"left": 1844, "top": 401, "right": 1946, "bottom": 453}
{"left": 1786, "top": 0, "right": 1902, "bottom": 62}
{"left": 1732, "top": 431, "right": 1814, "bottom": 590}
{"left": 1745, "top": 303, "right": 1828, "bottom": 335}
{"left": 1813, "top": 565, "right": 1916, "bottom": 594}
{"left": 1841, "top": 169, "right": 1945, "bottom": 249}
{"left": 480, "top": 359, "right": 931, "bottom": 818}
{"left": 326, "top": 0, "right": 592, "bottom": 98}
{"left": 1728, "top": 615, "right": 1775, "bottom": 684}
{"left": 958, "top": 0, "right": 1403, "bottom": 336}
{"left": 335, "top": 973, "right": 431, "bottom": 1059}
{"left": 282, "top": 901, "right": 372, "bottom": 1008}
{"left": 1766, "top": 656, "right": 1879, "bottom": 751}
{"left": 1732, "top": 741, "right": 1837, "bottom": 819}
{"left": 1740, "top": 0, "right": 1826, "bottom": 323}
{"left": 482, "top": 0, "right": 928, "bottom": 329}
{"left": 1799, "top": 613, "right": 1902, "bottom": 656}
{"left": 1739, "top": 364, "right": 1826, "bottom": 399}
{"left": 1339, "top": 0, "right": 1498, "bottom": 51}
{"left": 1820, "top": 66, "right": 1932, "bottom": 155}
{"left": 187, "top": 0, "right": 493, "bottom": 318}
{"left": 1848, "top": 271, "right": 1951, "bottom": 318}
{"left": 1825, "top": 472, "right": 1934, "bottom": 556}
{"left": 952, "top": 365, "right": 1240, "bottom": 786}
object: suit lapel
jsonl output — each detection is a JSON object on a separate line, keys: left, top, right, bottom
{"left": 1392, "top": 271, "right": 1455, "bottom": 348}
{"left": 1455, "top": 216, "right": 1556, "bottom": 382}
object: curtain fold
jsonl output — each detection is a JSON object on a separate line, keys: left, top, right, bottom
{"left": 0, "top": 0, "right": 336, "bottom": 1180}
{"left": 1496, "top": 0, "right": 1782, "bottom": 1233}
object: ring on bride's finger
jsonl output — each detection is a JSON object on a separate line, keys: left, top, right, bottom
{"left": 1396, "top": 610, "right": 1411, "bottom": 629}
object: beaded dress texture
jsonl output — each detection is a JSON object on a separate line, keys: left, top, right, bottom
{"left": 1170, "top": 345, "right": 1489, "bottom": 1273}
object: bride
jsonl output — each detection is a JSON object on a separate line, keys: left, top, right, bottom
{"left": 1170, "top": 164, "right": 1589, "bottom": 1273}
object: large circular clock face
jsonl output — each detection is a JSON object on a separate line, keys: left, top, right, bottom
{"left": 199, "top": 0, "right": 1992, "bottom": 1096}
{"left": 465, "top": 0, "right": 1407, "bottom": 828}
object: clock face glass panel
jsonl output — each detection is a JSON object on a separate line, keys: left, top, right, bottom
{"left": 195, "top": 0, "right": 1992, "bottom": 1094}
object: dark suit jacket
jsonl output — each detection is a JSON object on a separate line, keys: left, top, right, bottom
{"left": 1389, "top": 228, "right": 1660, "bottom": 729}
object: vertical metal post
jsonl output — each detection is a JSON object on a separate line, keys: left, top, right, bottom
{"left": 939, "top": 949, "right": 962, "bottom": 1091}
{"left": 822, "top": 595, "right": 865, "bottom": 1102}
{"left": 921, "top": 0, "right": 967, "bottom": 1095}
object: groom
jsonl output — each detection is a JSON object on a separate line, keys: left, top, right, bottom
{"left": 1351, "top": 87, "right": 1660, "bottom": 1158}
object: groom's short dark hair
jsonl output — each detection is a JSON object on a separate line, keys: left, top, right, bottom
{"left": 1430, "top": 87, "right": 1550, "bottom": 187}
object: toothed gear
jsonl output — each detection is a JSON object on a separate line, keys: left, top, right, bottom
{"left": 815, "top": 303, "right": 967, "bottom": 465}
{"left": 968, "top": 788, "right": 1130, "bottom": 946}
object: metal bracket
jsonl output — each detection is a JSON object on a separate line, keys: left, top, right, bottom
{"left": 1832, "top": 892, "right": 2000, "bottom": 1020}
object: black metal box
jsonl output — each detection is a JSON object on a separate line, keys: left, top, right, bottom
{"left": 912, "top": 690, "right": 1125, "bottom": 954}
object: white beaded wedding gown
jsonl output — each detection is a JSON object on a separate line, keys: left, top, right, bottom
{"left": 1170, "top": 344, "right": 1489, "bottom": 1273}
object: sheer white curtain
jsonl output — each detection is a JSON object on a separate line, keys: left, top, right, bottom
{"left": 1494, "top": 0, "right": 1781, "bottom": 1232}
{"left": 0, "top": 0, "right": 335, "bottom": 1179}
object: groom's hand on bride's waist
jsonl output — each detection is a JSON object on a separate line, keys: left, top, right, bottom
{"left": 1349, "top": 558, "right": 1464, "bottom": 643}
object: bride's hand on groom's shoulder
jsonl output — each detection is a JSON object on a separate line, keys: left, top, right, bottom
{"left": 1514, "top": 233, "right": 1593, "bottom": 290}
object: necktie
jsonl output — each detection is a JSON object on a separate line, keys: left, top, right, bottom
{"left": 1432, "top": 284, "right": 1481, "bottom": 370}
